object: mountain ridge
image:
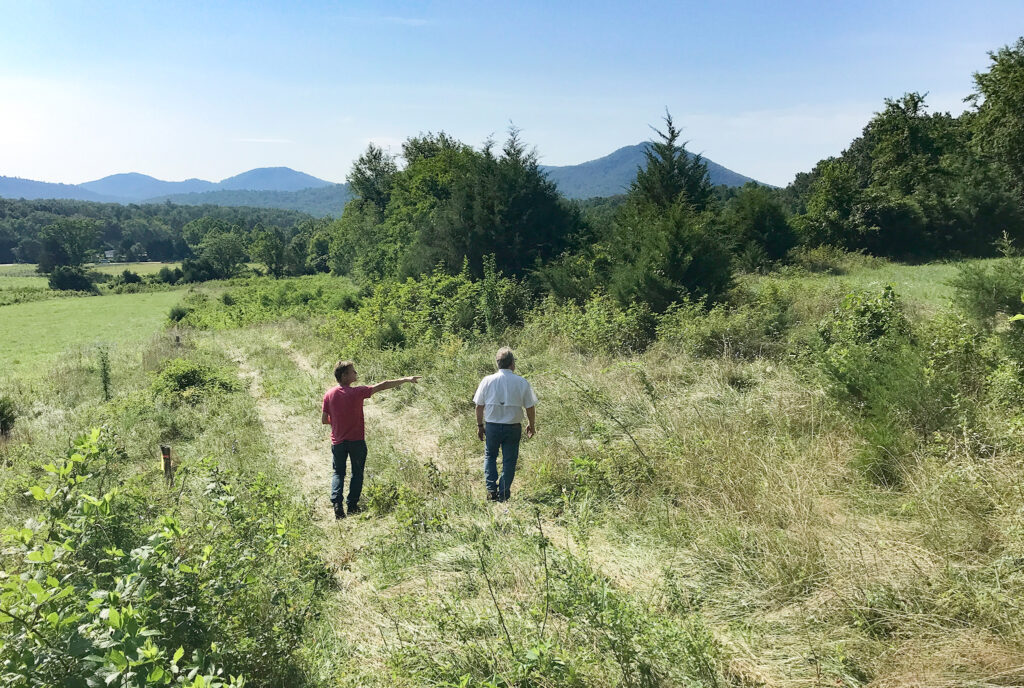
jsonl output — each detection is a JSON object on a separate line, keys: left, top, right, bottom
{"left": 1, "top": 145, "right": 765, "bottom": 215}
{"left": 540, "top": 143, "right": 758, "bottom": 198}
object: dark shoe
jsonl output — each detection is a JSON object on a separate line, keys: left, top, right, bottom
{"left": 334, "top": 506, "right": 345, "bottom": 519}
{"left": 346, "top": 503, "right": 362, "bottom": 515}
{"left": 486, "top": 491, "right": 498, "bottom": 502}
{"left": 497, "top": 492, "right": 510, "bottom": 503}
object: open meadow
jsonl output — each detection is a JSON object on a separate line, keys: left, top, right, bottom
{"left": 0, "top": 290, "right": 184, "bottom": 375}
{"left": 90, "top": 261, "right": 182, "bottom": 276}
{"left": 3, "top": 255, "right": 1024, "bottom": 687}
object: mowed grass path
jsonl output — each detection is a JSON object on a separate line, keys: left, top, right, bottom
{"left": 0, "top": 290, "right": 183, "bottom": 374}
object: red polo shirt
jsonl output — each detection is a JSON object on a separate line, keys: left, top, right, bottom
{"left": 322, "top": 385, "right": 373, "bottom": 444}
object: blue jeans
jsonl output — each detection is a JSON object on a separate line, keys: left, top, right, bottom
{"left": 331, "top": 440, "right": 367, "bottom": 510}
{"left": 484, "top": 422, "right": 521, "bottom": 500}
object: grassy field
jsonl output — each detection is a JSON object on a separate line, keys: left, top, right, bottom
{"left": 0, "top": 264, "right": 48, "bottom": 289}
{"left": 0, "top": 262, "right": 181, "bottom": 278}
{"left": 2, "top": 257, "right": 1023, "bottom": 686}
{"left": 745, "top": 258, "right": 984, "bottom": 318}
{"left": 0, "top": 290, "right": 184, "bottom": 375}
{"left": 89, "top": 261, "right": 181, "bottom": 275}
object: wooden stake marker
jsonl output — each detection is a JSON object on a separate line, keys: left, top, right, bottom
{"left": 160, "top": 445, "right": 173, "bottom": 486}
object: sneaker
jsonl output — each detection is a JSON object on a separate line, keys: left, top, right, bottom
{"left": 346, "top": 504, "right": 362, "bottom": 515}
{"left": 334, "top": 506, "right": 345, "bottom": 520}
{"left": 486, "top": 491, "right": 498, "bottom": 502}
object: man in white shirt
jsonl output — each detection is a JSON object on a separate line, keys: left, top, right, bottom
{"left": 473, "top": 347, "right": 538, "bottom": 502}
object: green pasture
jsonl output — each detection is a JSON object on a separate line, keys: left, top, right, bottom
{"left": 0, "top": 290, "right": 183, "bottom": 374}
{"left": 748, "top": 258, "right": 990, "bottom": 314}
{"left": 0, "top": 264, "right": 47, "bottom": 289}
{"left": 90, "top": 261, "right": 181, "bottom": 275}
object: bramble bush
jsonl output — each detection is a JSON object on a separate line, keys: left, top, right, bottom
{"left": 813, "top": 287, "right": 1000, "bottom": 485}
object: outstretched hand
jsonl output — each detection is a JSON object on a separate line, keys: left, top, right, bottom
{"left": 406, "top": 376, "right": 421, "bottom": 384}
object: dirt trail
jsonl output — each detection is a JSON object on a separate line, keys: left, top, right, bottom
{"left": 230, "top": 333, "right": 677, "bottom": 675}
{"left": 232, "top": 337, "right": 450, "bottom": 513}
{"left": 230, "top": 344, "right": 331, "bottom": 507}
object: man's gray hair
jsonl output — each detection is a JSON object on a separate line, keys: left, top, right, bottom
{"left": 496, "top": 347, "right": 515, "bottom": 369}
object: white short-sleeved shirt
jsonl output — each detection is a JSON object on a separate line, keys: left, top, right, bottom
{"left": 473, "top": 369, "right": 538, "bottom": 424}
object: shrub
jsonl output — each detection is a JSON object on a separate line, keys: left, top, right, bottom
{"left": 156, "top": 265, "right": 184, "bottom": 284}
{"left": 47, "top": 265, "right": 97, "bottom": 292}
{"left": 922, "top": 313, "right": 993, "bottom": 418}
{"left": 817, "top": 286, "right": 908, "bottom": 348}
{"left": 526, "top": 292, "right": 656, "bottom": 355}
{"left": 814, "top": 287, "right": 919, "bottom": 486}
{"left": 0, "top": 429, "right": 331, "bottom": 687}
{"left": 364, "top": 477, "right": 402, "bottom": 515}
{"left": 788, "top": 245, "right": 886, "bottom": 274}
{"left": 168, "top": 305, "right": 190, "bottom": 322}
{"left": 657, "top": 284, "right": 793, "bottom": 358}
{"left": 112, "top": 269, "right": 142, "bottom": 286}
{"left": 988, "top": 361, "right": 1024, "bottom": 409}
{"left": 0, "top": 394, "right": 16, "bottom": 436}
{"left": 950, "top": 255, "right": 1024, "bottom": 328}
{"left": 151, "top": 358, "right": 238, "bottom": 402}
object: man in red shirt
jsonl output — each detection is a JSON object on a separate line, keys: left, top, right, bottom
{"left": 321, "top": 360, "right": 420, "bottom": 519}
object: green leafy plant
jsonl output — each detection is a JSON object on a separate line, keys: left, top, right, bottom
{"left": 0, "top": 394, "right": 16, "bottom": 436}
{"left": 151, "top": 359, "right": 238, "bottom": 402}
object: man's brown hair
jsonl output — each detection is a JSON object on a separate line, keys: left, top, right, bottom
{"left": 334, "top": 360, "right": 355, "bottom": 383}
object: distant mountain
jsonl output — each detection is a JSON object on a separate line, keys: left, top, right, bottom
{"left": 148, "top": 184, "right": 352, "bottom": 218}
{"left": 80, "top": 173, "right": 216, "bottom": 201}
{"left": 540, "top": 143, "right": 759, "bottom": 199}
{"left": 217, "top": 167, "right": 332, "bottom": 192}
{"left": 0, "top": 176, "right": 115, "bottom": 202}
{"left": 1, "top": 149, "right": 761, "bottom": 215}
{"left": 77, "top": 167, "right": 331, "bottom": 201}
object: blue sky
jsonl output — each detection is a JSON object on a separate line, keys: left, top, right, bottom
{"left": 2, "top": 1, "right": 1023, "bottom": 187}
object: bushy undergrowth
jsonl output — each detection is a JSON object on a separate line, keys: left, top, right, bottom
{"left": 787, "top": 245, "right": 887, "bottom": 275}
{"left": 524, "top": 293, "right": 656, "bottom": 355}
{"left": 48, "top": 266, "right": 98, "bottom": 293}
{"left": 657, "top": 283, "right": 794, "bottom": 359}
{"left": 949, "top": 252, "right": 1024, "bottom": 327}
{"left": 0, "top": 394, "right": 16, "bottom": 436}
{"left": 151, "top": 359, "right": 238, "bottom": 402}
{"left": 179, "top": 276, "right": 362, "bottom": 330}
{"left": 82, "top": 256, "right": 1024, "bottom": 686}
{"left": 0, "top": 428, "right": 331, "bottom": 687}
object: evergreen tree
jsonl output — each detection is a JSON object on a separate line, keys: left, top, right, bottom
{"left": 607, "top": 112, "right": 732, "bottom": 311}
{"left": 630, "top": 112, "right": 714, "bottom": 213}
{"left": 347, "top": 144, "right": 398, "bottom": 213}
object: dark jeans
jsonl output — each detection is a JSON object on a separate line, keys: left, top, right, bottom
{"left": 484, "top": 422, "right": 521, "bottom": 500}
{"left": 331, "top": 440, "right": 367, "bottom": 510}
